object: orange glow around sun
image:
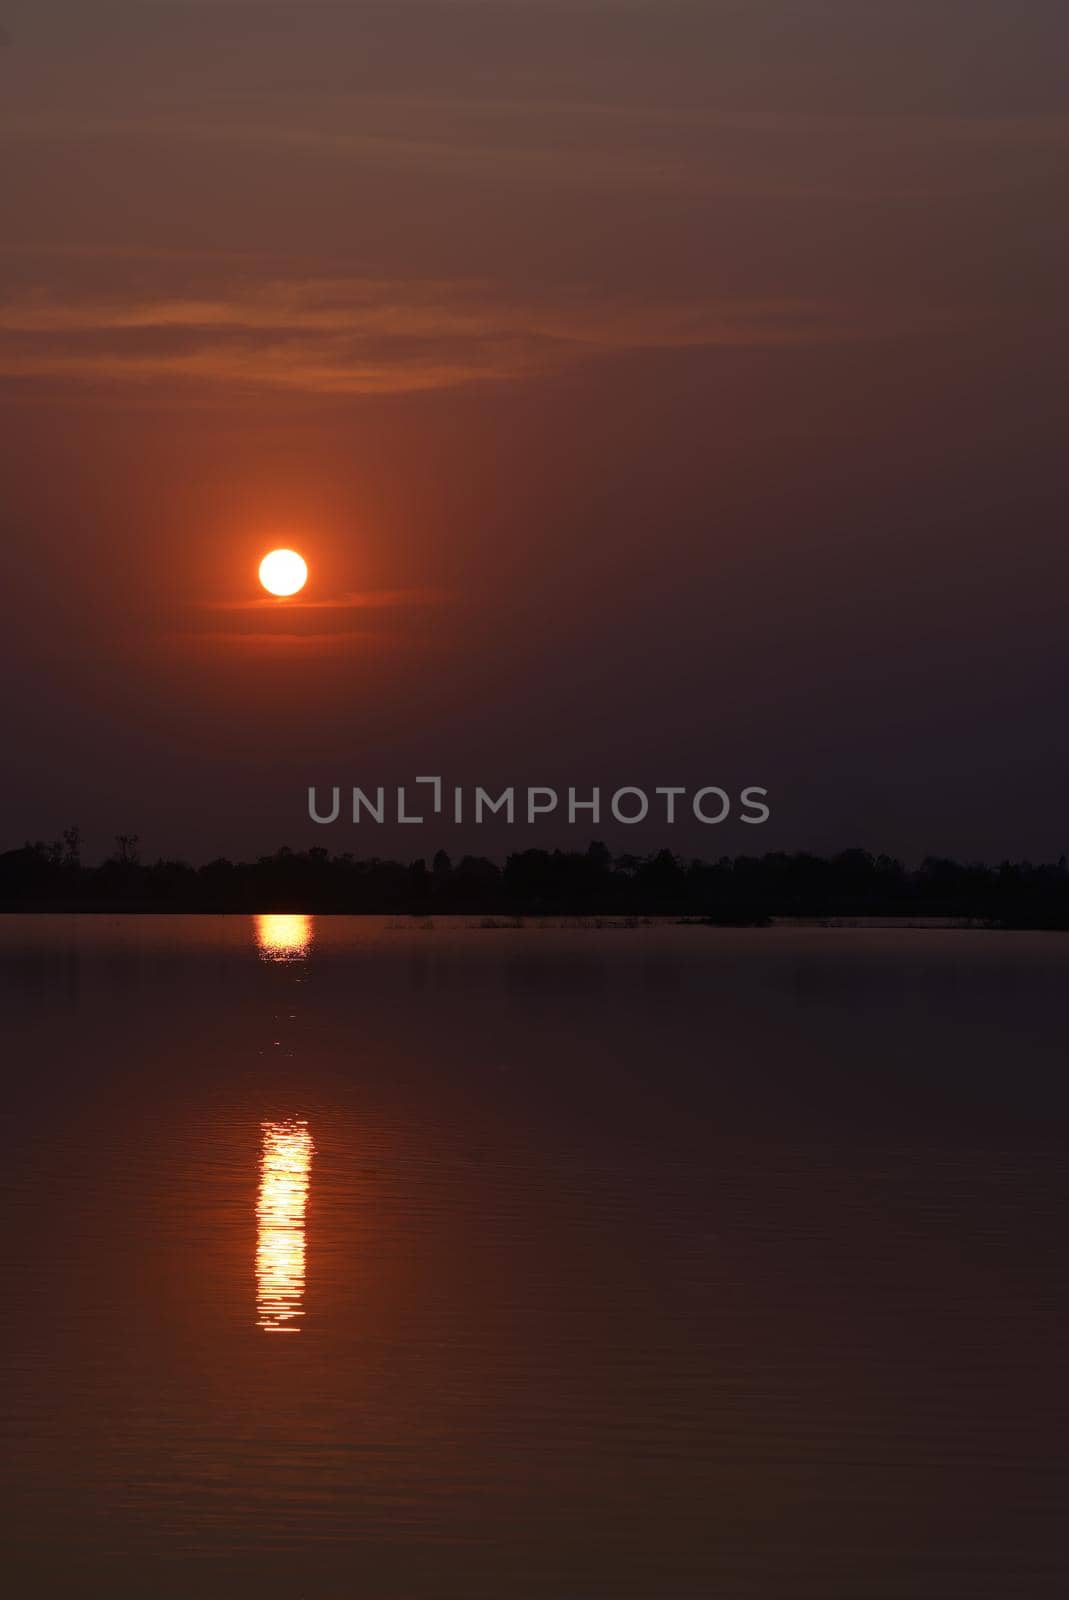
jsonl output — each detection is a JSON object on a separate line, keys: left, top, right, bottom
{"left": 259, "top": 548, "right": 308, "bottom": 597}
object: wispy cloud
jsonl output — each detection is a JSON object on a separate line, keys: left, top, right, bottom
{"left": 200, "top": 588, "right": 446, "bottom": 611}
{"left": 180, "top": 629, "right": 385, "bottom": 659}
{"left": 5, "top": 99, "right": 1067, "bottom": 200}
{"left": 0, "top": 275, "right": 894, "bottom": 398}
{"left": 175, "top": 586, "right": 450, "bottom": 656}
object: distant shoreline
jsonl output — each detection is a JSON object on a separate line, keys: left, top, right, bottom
{"left": 2, "top": 842, "right": 1068, "bottom": 928}
{"left": 0, "top": 907, "right": 1049, "bottom": 933}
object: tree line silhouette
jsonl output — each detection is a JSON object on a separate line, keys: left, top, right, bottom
{"left": 1, "top": 830, "right": 1068, "bottom": 926}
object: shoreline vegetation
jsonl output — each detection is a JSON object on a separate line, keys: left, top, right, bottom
{"left": 1, "top": 835, "right": 1068, "bottom": 928}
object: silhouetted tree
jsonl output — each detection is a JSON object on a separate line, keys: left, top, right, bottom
{"left": 1, "top": 836, "right": 1068, "bottom": 924}
{"left": 114, "top": 833, "right": 140, "bottom": 867}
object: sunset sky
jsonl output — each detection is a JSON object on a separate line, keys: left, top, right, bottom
{"left": 2, "top": 1, "right": 1067, "bottom": 860}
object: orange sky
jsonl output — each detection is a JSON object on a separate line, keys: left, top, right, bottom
{"left": 1, "top": 1, "right": 1067, "bottom": 859}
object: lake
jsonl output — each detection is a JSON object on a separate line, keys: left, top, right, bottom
{"left": 1, "top": 915, "right": 1067, "bottom": 1598}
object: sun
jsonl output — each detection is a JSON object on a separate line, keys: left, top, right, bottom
{"left": 259, "top": 548, "right": 308, "bottom": 597}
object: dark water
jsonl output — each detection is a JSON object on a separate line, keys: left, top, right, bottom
{"left": 2, "top": 915, "right": 1068, "bottom": 1599}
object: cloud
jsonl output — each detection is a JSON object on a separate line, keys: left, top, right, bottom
{"left": 201, "top": 588, "right": 446, "bottom": 611}
{"left": 5, "top": 96, "right": 1068, "bottom": 202}
{"left": 0, "top": 275, "right": 889, "bottom": 398}
{"left": 176, "top": 629, "right": 387, "bottom": 661}
{"left": 175, "top": 587, "right": 450, "bottom": 656}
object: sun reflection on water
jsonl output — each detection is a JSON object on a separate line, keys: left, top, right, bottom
{"left": 255, "top": 913, "right": 313, "bottom": 962}
{"left": 256, "top": 1120, "right": 314, "bottom": 1333}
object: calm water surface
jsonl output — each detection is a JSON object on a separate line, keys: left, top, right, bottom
{"left": 1, "top": 916, "right": 1067, "bottom": 1598}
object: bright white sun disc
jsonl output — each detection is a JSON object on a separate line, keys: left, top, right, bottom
{"left": 259, "top": 548, "right": 308, "bottom": 597}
